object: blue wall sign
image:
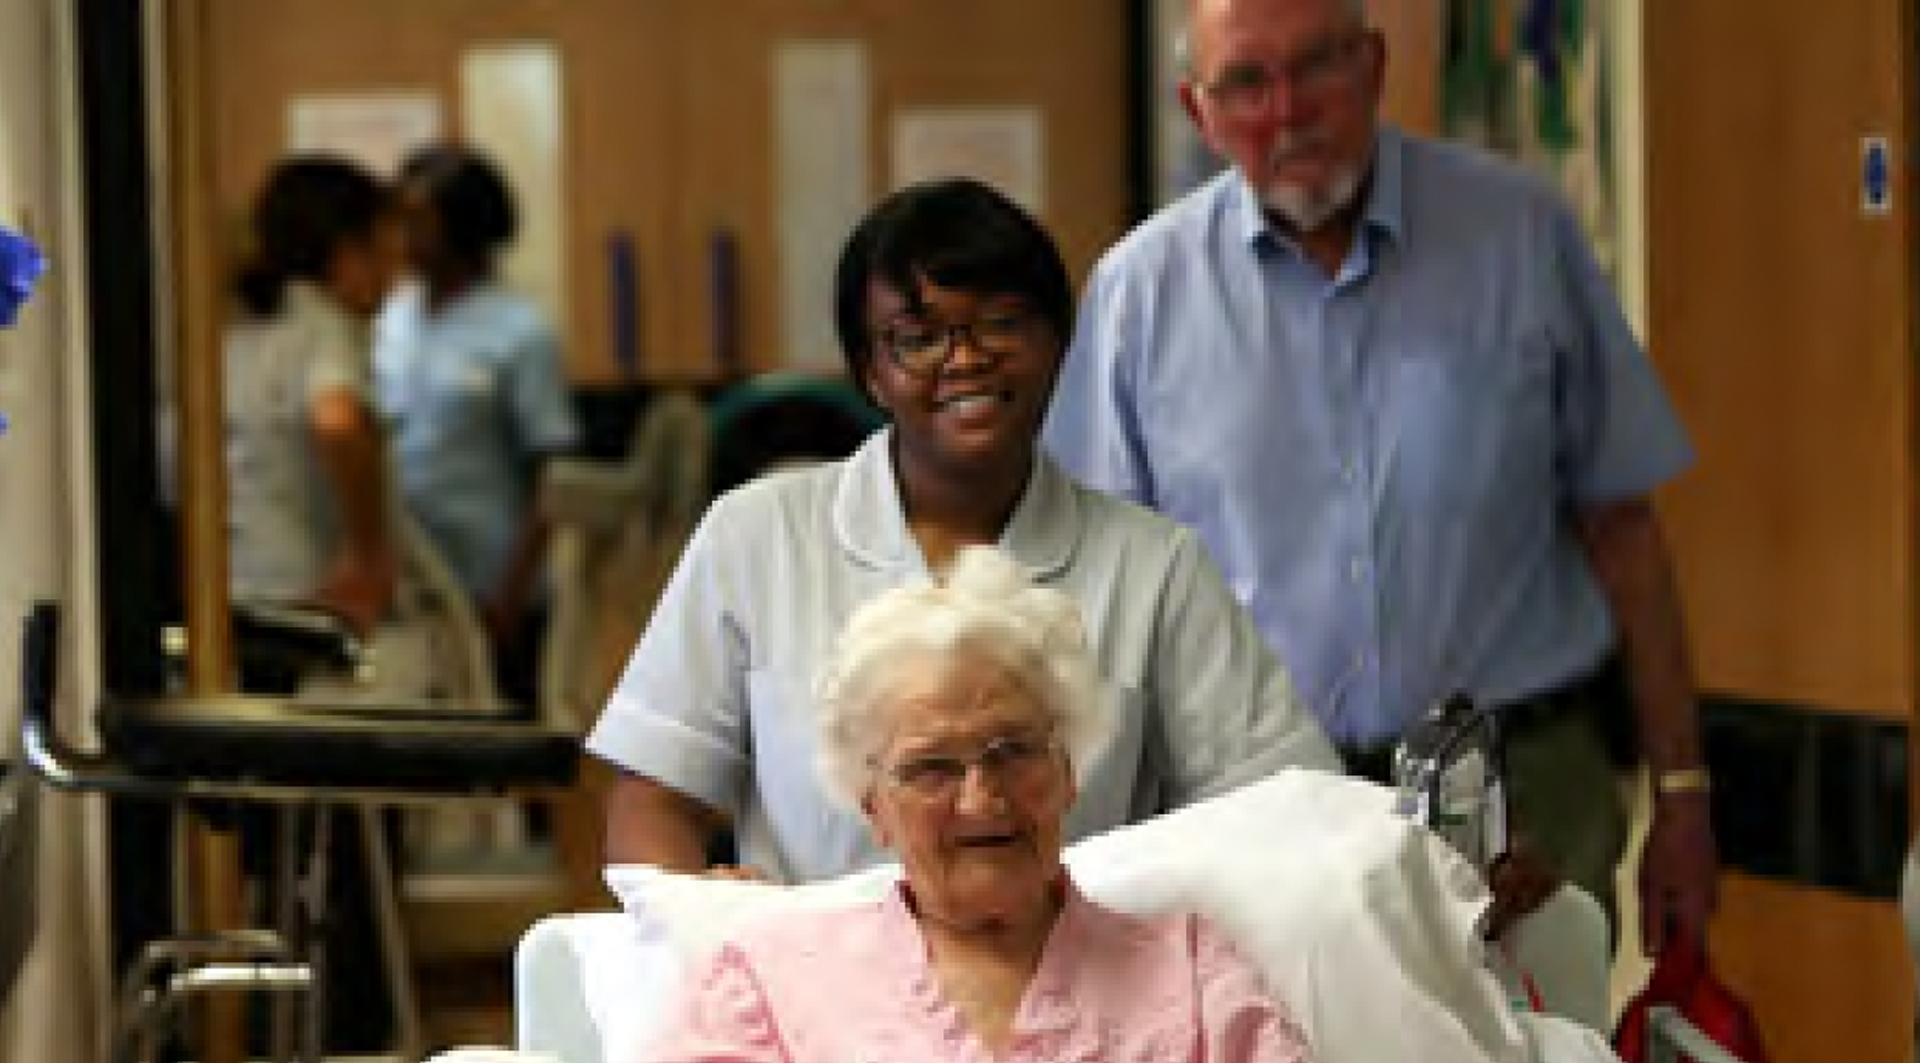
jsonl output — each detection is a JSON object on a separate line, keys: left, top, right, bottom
{"left": 1862, "top": 135, "right": 1892, "bottom": 216}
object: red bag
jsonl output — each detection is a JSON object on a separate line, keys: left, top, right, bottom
{"left": 1614, "top": 937, "right": 1773, "bottom": 1063}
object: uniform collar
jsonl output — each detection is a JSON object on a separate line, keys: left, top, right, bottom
{"left": 831, "top": 426, "right": 1081, "bottom": 580}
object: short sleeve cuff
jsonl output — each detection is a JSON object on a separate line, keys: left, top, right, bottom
{"left": 585, "top": 696, "right": 746, "bottom": 814}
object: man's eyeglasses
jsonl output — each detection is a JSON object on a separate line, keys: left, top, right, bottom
{"left": 1199, "top": 31, "right": 1368, "bottom": 121}
{"left": 875, "top": 729, "right": 1058, "bottom": 801}
{"left": 878, "top": 308, "right": 1039, "bottom": 376}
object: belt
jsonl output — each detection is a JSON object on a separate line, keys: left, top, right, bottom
{"left": 1497, "top": 655, "right": 1625, "bottom": 737}
{"left": 1336, "top": 742, "right": 1398, "bottom": 786}
{"left": 1333, "top": 655, "right": 1624, "bottom": 785}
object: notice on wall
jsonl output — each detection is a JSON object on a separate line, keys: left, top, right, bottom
{"left": 891, "top": 107, "right": 1045, "bottom": 214}
{"left": 775, "top": 40, "right": 872, "bottom": 370}
{"left": 286, "top": 92, "right": 442, "bottom": 176}
{"left": 463, "top": 41, "right": 569, "bottom": 337}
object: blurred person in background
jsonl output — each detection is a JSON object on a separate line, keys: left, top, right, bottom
{"left": 222, "top": 152, "right": 405, "bottom": 1051}
{"left": 227, "top": 153, "right": 403, "bottom": 648}
{"left": 376, "top": 142, "right": 580, "bottom": 713}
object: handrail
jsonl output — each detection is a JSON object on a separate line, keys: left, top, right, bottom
{"left": 19, "top": 601, "right": 577, "bottom": 806}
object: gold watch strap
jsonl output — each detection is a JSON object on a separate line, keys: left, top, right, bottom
{"left": 1654, "top": 766, "right": 1712, "bottom": 795}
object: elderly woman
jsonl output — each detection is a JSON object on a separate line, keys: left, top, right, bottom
{"left": 644, "top": 546, "right": 1313, "bottom": 1063}
{"left": 590, "top": 177, "right": 1335, "bottom": 883}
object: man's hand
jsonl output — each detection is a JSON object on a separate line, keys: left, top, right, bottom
{"left": 1482, "top": 835, "right": 1562, "bottom": 942}
{"left": 1638, "top": 791, "right": 1717, "bottom": 954}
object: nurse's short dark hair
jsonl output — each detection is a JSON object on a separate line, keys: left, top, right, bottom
{"left": 832, "top": 177, "right": 1072, "bottom": 399}
{"left": 232, "top": 154, "right": 389, "bottom": 318}
{"left": 399, "top": 143, "right": 519, "bottom": 266}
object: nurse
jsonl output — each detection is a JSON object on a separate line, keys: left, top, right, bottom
{"left": 587, "top": 177, "right": 1336, "bottom": 882}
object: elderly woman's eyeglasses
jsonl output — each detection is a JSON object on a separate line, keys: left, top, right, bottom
{"left": 1199, "top": 31, "right": 1368, "bottom": 121}
{"left": 879, "top": 308, "right": 1039, "bottom": 376}
{"left": 876, "top": 730, "right": 1058, "bottom": 801}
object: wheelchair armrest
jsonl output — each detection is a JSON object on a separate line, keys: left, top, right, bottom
{"left": 231, "top": 600, "right": 364, "bottom": 674}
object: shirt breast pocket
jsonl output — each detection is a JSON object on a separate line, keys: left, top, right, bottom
{"left": 1382, "top": 347, "right": 1545, "bottom": 511}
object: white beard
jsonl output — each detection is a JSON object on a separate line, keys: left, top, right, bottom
{"left": 1259, "top": 161, "right": 1364, "bottom": 233}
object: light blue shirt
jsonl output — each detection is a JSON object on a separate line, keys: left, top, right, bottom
{"left": 587, "top": 429, "right": 1335, "bottom": 883}
{"left": 375, "top": 281, "right": 579, "bottom": 595}
{"left": 1045, "top": 127, "right": 1692, "bottom": 744}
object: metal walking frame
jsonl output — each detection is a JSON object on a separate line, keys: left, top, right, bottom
{"left": 19, "top": 601, "right": 580, "bottom": 1063}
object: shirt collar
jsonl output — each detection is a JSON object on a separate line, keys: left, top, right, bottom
{"left": 831, "top": 426, "right": 1082, "bottom": 580}
{"left": 1228, "top": 124, "right": 1407, "bottom": 254}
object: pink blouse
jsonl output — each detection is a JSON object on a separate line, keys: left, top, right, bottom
{"left": 640, "top": 879, "right": 1312, "bottom": 1063}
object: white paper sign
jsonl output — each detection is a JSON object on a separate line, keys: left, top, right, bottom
{"left": 286, "top": 92, "right": 441, "bottom": 175}
{"left": 891, "top": 107, "right": 1045, "bottom": 214}
{"left": 775, "top": 40, "right": 872, "bottom": 370}
{"left": 462, "top": 41, "right": 568, "bottom": 337}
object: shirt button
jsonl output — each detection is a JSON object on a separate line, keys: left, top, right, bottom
{"left": 1348, "top": 557, "right": 1365, "bottom": 582}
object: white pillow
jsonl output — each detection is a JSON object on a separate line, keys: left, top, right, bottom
{"left": 602, "top": 769, "right": 1531, "bottom": 1063}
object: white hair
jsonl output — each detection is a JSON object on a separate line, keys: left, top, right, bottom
{"left": 813, "top": 545, "right": 1105, "bottom": 809}
{"left": 1178, "top": 0, "right": 1369, "bottom": 75}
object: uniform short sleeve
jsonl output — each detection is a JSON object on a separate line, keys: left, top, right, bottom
{"left": 301, "top": 314, "right": 372, "bottom": 404}
{"left": 586, "top": 491, "right": 755, "bottom": 813}
{"left": 1149, "top": 529, "right": 1339, "bottom": 803}
{"left": 505, "top": 323, "right": 580, "bottom": 455}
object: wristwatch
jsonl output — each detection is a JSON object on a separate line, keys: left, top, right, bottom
{"left": 1653, "top": 766, "right": 1712, "bottom": 795}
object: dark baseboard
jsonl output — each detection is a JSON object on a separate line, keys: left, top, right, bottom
{"left": 1700, "top": 694, "right": 1909, "bottom": 900}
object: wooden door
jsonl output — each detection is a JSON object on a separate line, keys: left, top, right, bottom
{"left": 1645, "top": 0, "right": 1917, "bottom": 1059}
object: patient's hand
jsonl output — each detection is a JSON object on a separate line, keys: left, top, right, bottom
{"left": 1482, "top": 835, "right": 1560, "bottom": 942}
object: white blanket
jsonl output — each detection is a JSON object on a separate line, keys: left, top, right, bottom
{"left": 505, "top": 770, "right": 1618, "bottom": 1063}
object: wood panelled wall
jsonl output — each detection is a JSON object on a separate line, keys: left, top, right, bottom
{"left": 1649, "top": 0, "right": 1914, "bottom": 721}
{"left": 196, "top": 0, "right": 1129, "bottom": 384}
{"left": 1645, "top": 0, "right": 1916, "bottom": 1059}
